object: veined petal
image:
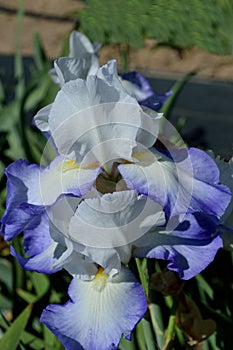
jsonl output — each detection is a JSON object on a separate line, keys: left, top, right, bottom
{"left": 41, "top": 266, "right": 147, "bottom": 350}
{"left": 54, "top": 57, "right": 93, "bottom": 85}
{"left": 119, "top": 147, "right": 231, "bottom": 218}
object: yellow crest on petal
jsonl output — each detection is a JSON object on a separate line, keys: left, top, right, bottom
{"left": 93, "top": 267, "right": 109, "bottom": 291}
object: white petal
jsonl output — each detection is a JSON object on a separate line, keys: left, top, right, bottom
{"left": 38, "top": 156, "right": 100, "bottom": 205}
{"left": 69, "top": 31, "right": 95, "bottom": 56}
{"left": 34, "top": 104, "right": 52, "bottom": 132}
{"left": 68, "top": 190, "right": 164, "bottom": 249}
{"left": 41, "top": 266, "right": 147, "bottom": 350}
{"left": 120, "top": 77, "right": 151, "bottom": 101}
{"left": 54, "top": 57, "right": 92, "bottom": 85}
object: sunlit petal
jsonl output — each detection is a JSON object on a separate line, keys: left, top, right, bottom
{"left": 41, "top": 266, "right": 147, "bottom": 350}
{"left": 119, "top": 147, "right": 231, "bottom": 218}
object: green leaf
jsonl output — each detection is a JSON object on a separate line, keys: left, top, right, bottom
{"left": 17, "top": 289, "right": 38, "bottom": 304}
{"left": 21, "top": 331, "right": 45, "bottom": 350}
{"left": 0, "top": 294, "right": 12, "bottom": 310}
{"left": 42, "top": 324, "right": 63, "bottom": 349}
{"left": 0, "top": 100, "right": 20, "bottom": 132}
{"left": 0, "top": 258, "right": 12, "bottom": 291}
{"left": 135, "top": 258, "right": 149, "bottom": 296}
{"left": 136, "top": 319, "right": 147, "bottom": 350}
{"left": 33, "top": 33, "right": 48, "bottom": 71}
{"left": 31, "top": 272, "right": 50, "bottom": 299}
{"left": 14, "top": 0, "right": 25, "bottom": 99}
{"left": 0, "top": 311, "right": 9, "bottom": 330}
{"left": 196, "top": 274, "right": 214, "bottom": 300}
{"left": 16, "top": 273, "right": 50, "bottom": 324}
{"left": 0, "top": 304, "right": 32, "bottom": 350}
{"left": 119, "top": 334, "right": 136, "bottom": 350}
{"left": 148, "top": 303, "right": 164, "bottom": 349}
{"left": 140, "top": 318, "right": 156, "bottom": 350}
{"left": 159, "top": 70, "right": 196, "bottom": 119}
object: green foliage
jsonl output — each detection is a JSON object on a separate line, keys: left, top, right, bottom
{"left": 79, "top": 0, "right": 148, "bottom": 48}
{"left": 79, "top": 0, "right": 233, "bottom": 54}
{"left": 0, "top": 304, "right": 32, "bottom": 350}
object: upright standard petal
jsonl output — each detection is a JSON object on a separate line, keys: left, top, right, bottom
{"left": 41, "top": 266, "right": 147, "bottom": 350}
{"left": 54, "top": 57, "right": 93, "bottom": 85}
{"left": 49, "top": 31, "right": 100, "bottom": 85}
{"left": 68, "top": 31, "right": 100, "bottom": 76}
{"left": 69, "top": 31, "right": 98, "bottom": 57}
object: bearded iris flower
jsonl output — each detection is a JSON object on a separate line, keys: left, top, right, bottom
{"left": 1, "top": 58, "right": 231, "bottom": 350}
{"left": 49, "top": 30, "right": 171, "bottom": 111}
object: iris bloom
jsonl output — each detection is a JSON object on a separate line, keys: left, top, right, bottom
{"left": 1, "top": 60, "right": 231, "bottom": 350}
{"left": 50, "top": 30, "right": 171, "bottom": 111}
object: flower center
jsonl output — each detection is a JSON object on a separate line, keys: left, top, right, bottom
{"left": 95, "top": 162, "right": 127, "bottom": 194}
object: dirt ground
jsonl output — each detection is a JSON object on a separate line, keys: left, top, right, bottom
{"left": 0, "top": 0, "right": 233, "bottom": 81}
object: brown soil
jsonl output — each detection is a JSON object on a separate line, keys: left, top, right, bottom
{"left": 0, "top": 0, "right": 233, "bottom": 81}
